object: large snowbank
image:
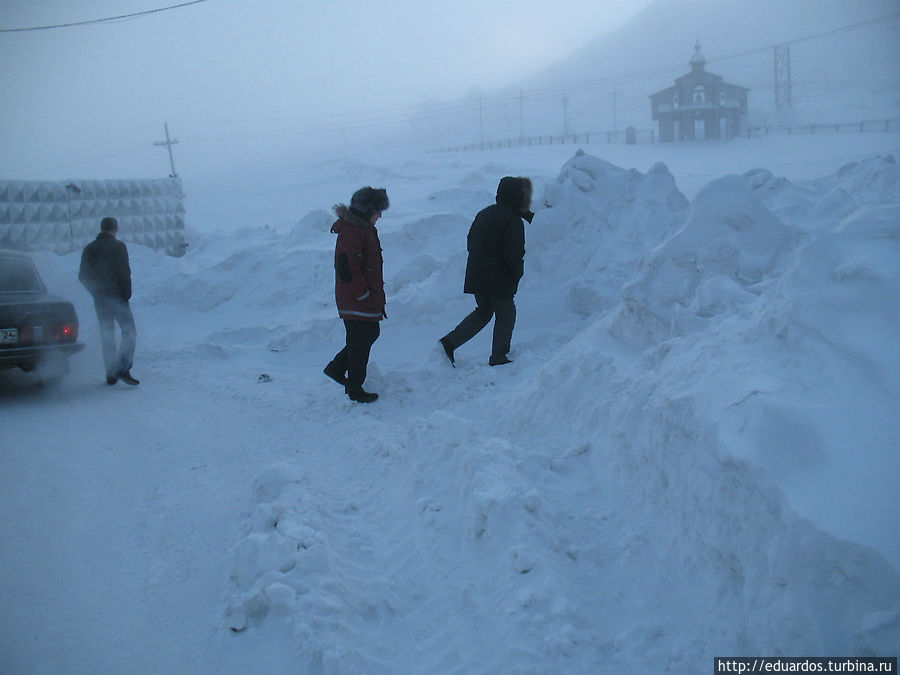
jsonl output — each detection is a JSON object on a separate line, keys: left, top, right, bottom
{"left": 202, "top": 151, "right": 899, "bottom": 671}
{"left": 528, "top": 152, "right": 688, "bottom": 316}
{"left": 613, "top": 173, "right": 795, "bottom": 345}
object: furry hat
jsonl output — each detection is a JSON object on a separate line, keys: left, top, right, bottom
{"left": 349, "top": 187, "right": 390, "bottom": 218}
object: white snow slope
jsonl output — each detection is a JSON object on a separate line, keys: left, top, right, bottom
{"left": 2, "top": 134, "right": 899, "bottom": 673}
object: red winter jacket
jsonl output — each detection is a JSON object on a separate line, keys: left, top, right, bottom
{"left": 331, "top": 205, "right": 385, "bottom": 321}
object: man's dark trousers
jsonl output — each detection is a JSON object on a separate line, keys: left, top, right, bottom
{"left": 95, "top": 297, "right": 136, "bottom": 378}
{"left": 444, "top": 293, "right": 516, "bottom": 359}
{"left": 328, "top": 320, "right": 380, "bottom": 392}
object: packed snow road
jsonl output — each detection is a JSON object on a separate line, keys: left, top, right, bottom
{"left": 0, "top": 351, "right": 269, "bottom": 671}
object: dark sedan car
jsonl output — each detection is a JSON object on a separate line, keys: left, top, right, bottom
{"left": 0, "top": 249, "right": 85, "bottom": 377}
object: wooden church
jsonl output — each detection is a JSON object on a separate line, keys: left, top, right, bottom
{"left": 650, "top": 42, "right": 749, "bottom": 142}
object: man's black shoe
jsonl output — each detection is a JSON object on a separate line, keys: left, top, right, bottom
{"left": 106, "top": 375, "right": 118, "bottom": 385}
{"left": 489, "top": 355, "right": 512, "bottom": 367}
{"left": 323, "top": 362, "right": 348, "bottom": 386}
{"left": 439, "top": 337, "right": 455, "bottom": 367}
{"left": 347, "top": 389, "right": 378, "bottom": 403}
{"left": 118, "top": 370, "right": 140, "bottom": 386}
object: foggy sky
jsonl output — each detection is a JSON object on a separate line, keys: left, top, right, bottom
{"left": 0, "top": 0, "right": 653, "bottom": 179}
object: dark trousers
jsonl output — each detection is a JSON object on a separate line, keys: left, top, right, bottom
{"left": 443, "top": 293, "right": 516, "bottom": 358}
{"left": 94, "top": 297, "right": 136, "bottom": 377}
{"left": 328, "top": 320, "right": 380, "bottom": 392}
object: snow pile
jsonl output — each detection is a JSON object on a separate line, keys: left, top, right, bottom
{"left": 729, "top": 156, "right": 900, "bottom": 532}
{"left": 380, "top": 212, "right": 471, "bottom": 321}
{"left": 225, "top": 376, "right": 900, "bottom": 672}
{"left": 750, "top": 156, "right": 900, "bottom": 392}
{"left": 613, "top": 174, "right": 795, "bottom": 345}
{"left": 746, "top": 155, "right": 900, "bottom": 233}
{"left": 513, "top": 325, "right": 900, "bottom": 666}
{"left": 529, "top": 151, "right": 688, "bottom": 311}
{"left": 224, "top": 412, "right": 593, "bottom": 672}
{"left": 136, "top": 222, "right": 342, "bottom": 356}
{"left": 213, "top": 151, "right": 899, "bottom": 671}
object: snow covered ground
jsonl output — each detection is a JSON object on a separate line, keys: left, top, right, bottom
{"left": 2, "top": 132, "right": 899, "bottom": 672}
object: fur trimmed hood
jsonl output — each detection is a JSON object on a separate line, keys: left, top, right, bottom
{"left": 332, "top": 186, "right": 389, "bottom": 226}
{"left": 332, "top": 204, "right": 371, "bottom": 229}
{"left": 496, "top": 176, "right": 534, "bottom": 223}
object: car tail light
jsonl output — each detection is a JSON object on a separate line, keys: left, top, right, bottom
{"left": 18, "top": 324, "right": 78, "bottom": 343}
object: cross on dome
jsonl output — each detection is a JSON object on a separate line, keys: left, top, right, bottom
{"left": 690, "top": 40, "right": 707, "bottom": 71}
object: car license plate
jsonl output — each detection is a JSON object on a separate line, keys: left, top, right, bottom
{"left": 1, "top": 328, "right": 18, "bottom": 345}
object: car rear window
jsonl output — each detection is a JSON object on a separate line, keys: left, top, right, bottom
{"left": 0, "top": 257, "right": 44, "bottom": 292}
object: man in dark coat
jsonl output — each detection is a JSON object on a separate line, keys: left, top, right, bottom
{"left": 440, "top": 176, "right": 533, "bottom": 367}
{"left": 323, "top": 187, "right": 389, "bottom": 403}
{"left": 78, "top": 217, "right": 139, "bottom": 385}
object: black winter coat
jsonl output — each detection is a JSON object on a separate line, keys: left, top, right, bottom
{"left": 79, "top": 233, "right": 132, "bottom": 301}
{"left": 463, "top": 179, "right": 529, "bottom": 298}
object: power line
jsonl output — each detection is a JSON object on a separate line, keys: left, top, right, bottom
{"left": 709, "top": 11, "right": 900, "bottom": 64}
{"left": 515, "top": 10, "right": 900, "bottom": 103}
{"left": 168, "top": 10, "right": 900, "bottom": 139}
{"left": 7, "top": 9, "right": 899, "bottom": 166}
{"left": 25, "top": 143, "right": 151, "bottom": 174}
{"left": 170, "top": 92, "right": 520, "bottom": 127}
{"left": 0, "top": 0, "right": 210, "bottom": 33}
{"left": 13, "top": 125, "right": 158, "bottom": 165}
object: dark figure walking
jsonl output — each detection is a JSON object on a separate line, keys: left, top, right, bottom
{"left": 78, "top": 217, "right": 139, "bottom": 386}
{"left": 323, "top": 187, "right": 389, "bottom": 403}
{"left": 440, "top": 176, "right": 533, "bottom": 367}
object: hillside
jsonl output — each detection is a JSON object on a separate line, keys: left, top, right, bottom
{"left": 462, "top": 0, "right": 900, "bottom": 141}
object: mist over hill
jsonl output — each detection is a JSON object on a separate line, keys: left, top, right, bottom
{"left": 415, "top": 0, "right": 899, "bottom": 148}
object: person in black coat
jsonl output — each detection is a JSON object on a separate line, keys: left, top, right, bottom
{"left": 440, "top": 176, "right": 533, "bottom": 366}
{"left": 78, "top": 217, "right": 139, "bottom": 385}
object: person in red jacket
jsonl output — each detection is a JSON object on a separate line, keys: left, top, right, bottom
{"left": 323, "top": 187, "right": 389, "bottom": 403}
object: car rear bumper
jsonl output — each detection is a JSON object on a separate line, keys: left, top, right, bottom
{"left": 0, "top": 342, "right": 85, "bottom": 368}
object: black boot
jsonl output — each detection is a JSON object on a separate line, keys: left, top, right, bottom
{"left": 323, "top": 362, "right": 348, "bottom": 386}
{"left": 488, "top": 355, "right": 512, "bottom": 367}
{"left": 346, "top": 387, "right": 378, "bottom": 403}
{"left": 439, "top": 337, "right": 455, "bottom": 367}
{"left": 117, "top": 370, "right": 140, "bottom": 385}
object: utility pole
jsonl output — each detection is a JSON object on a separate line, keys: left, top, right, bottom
{"left": 561, "top": 92, "right": 570, "bottom": 137}
{"left": 64, "top": 182, "right": 81, "bottom": 252}
{"left": 609, "top": 88, "right": 619, "bottom": 134}
{"left": 519, "top": 90, "right": 525, "bottom": 140}
{"left": 479, "top": 96, "right": 484, "bottom": 148}
{"left": 774, "top": 45, "right": 792, "bottom": 116}
{"left": 154, "top": 122, "right": 179, "bottom": 178}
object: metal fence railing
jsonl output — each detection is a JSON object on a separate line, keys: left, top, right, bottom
{"left": 434, "top": 128, "right": 656, "bottom": 153}
{"left": 747, "top": 118, "right": 898, "bottom": 138}
{"left": 434, "top": 117, "right": 898, "bottom": 152}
